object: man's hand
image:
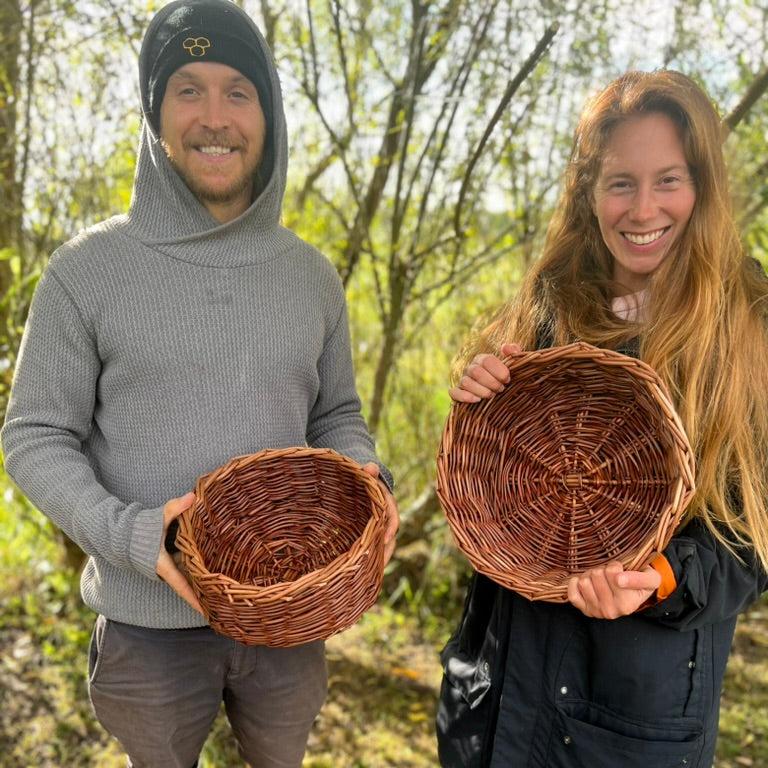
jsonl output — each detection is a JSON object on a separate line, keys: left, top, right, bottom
{"left": 361, "top": 463, "right": 399, "bottom": 565}
{"left": 156, "top": 492, "right": 203, "bottom": 615}
{"left": 448, "top": 342, "right": 522, "bottom": 403}
{"left": 567, "top": 560, "right": 661, "bottom": 619}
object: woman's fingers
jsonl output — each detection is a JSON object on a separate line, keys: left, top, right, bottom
{"left": 448, "top": 352, "right": 513, "bottom": 402}
{"left": 569, "top": 562, "right": 660, "bottom": 619}
{"left": 472, "top": 354, "right": 511, "bottom": 386}
{"left": 499, "top": 342, "right": 523, "bottom": 357}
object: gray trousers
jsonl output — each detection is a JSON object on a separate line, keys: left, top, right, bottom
{"left": 87, "top": 616, "right": 327, "bottom": 768}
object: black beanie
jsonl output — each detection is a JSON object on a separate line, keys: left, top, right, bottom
{"left": 139, "top": 0, "right": 273, "bottom": 135}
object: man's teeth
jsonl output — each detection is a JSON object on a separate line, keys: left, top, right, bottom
{"left": 198, "top": 146, "right": 233, "bottom": 155}
{"left": 624, "top": 228, "right": 666, "bottom": 245}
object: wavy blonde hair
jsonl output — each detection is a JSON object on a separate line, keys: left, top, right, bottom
{"left": 457, "top": 70, "right": 768, "bottom": 569}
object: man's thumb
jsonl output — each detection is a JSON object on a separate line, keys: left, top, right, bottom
{"left": 164, "top": 492, "right": 196, "bottom": 520}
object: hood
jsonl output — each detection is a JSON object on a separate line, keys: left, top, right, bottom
{"left": 126, "top": 0, "right": 288, "bottom": 254}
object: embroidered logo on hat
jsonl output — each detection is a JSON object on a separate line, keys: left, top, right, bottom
{"left": 183, "top": 37, "right": 211, "bottom": 57}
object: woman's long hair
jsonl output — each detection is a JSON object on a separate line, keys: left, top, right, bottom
{"left": 456, "top": 70, "right": 768, "bottom": 569}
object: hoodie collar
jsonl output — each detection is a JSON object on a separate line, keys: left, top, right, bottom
{"left": 125, "top": 6, "right": 289, "bottom": 267}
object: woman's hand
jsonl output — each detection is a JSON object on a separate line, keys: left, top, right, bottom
{"left": 567, "top": 561, "right": 661, "bottom": 619}
{"left": 448, "top": 342, "right": 522, "bottom": 402}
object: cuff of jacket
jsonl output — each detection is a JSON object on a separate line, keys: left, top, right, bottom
{"left": 650, "top": 553, "right": 677, "bottom": 600}
{"left": 375, "top": 462, "right": 394, "bottom": 492}
{"left": 129, "top": 506, "right": 165, "bottom": 581}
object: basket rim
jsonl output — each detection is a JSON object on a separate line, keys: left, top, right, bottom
{"left": 176, "top": 446, "right": 388, "bottom": 600}
{"left": 441, "top": 341, "right": 695, "bottom": 487}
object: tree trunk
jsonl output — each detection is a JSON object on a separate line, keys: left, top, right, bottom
{"left": 368, "top": 268, "right": 408, "bottom": 434}
{"left": 0, "top": 0, "right": 22, "bottom": 263}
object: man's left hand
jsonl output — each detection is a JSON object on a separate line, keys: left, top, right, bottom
{"left": 361, "top": 462, "right": 399, "bottom": 565}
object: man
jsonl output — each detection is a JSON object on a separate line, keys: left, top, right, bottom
{"left": 1, "top": 1, "right": 398, "bottom": 765}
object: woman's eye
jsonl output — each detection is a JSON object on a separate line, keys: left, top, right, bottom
{"left": 608, "top": 180, "right": 632, "bottom": 192}
{"left": 658, "top": 176, "right": 682, "bottom": 188}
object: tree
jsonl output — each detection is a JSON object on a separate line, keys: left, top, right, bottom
{"left": 282, "top": 1, "right": 566, "bottom": 433}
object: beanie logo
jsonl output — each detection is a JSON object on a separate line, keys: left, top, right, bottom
{"left": 182, "top": 37, "right": 211, "bottom": 57}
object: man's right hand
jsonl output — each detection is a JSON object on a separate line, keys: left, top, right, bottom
{"left": 156, "top": 492, "right": 203, "bottom": 615}
{"left": 448, "top": 342, "right": 522, "bottom": 402}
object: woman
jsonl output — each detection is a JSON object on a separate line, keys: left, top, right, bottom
{"left": 436, "top": 70, "right": 768, "bottom": 768}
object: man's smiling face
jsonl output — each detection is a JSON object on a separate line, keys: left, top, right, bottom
{"left": 159, "top": 61, "right": 266, "bottom": 220}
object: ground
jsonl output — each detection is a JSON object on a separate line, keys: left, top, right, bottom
{"left": 1, "top": 600, "right": 767, "bottom": 767}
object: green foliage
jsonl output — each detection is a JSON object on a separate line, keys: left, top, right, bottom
{"left": 0, "top": 248, "right": 40, "bottom": 419}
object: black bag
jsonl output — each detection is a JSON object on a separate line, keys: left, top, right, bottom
{"left": 436, "top": 573, "right": 510, "bottom": 767}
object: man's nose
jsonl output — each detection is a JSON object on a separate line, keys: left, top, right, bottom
{"left": 200, "top": 95, "right": 230, "bottom": 130}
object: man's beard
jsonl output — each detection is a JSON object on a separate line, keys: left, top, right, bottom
{"left": 162, "top": 132, "right": 263, "bottom": 205}
{"left": 177, "top": 162, "right": 255, "bottom": 204}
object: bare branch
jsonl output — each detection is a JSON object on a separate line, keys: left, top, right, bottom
{"left": 258, "top": 0, "right": 285, "bottom": 51}
{"left": 329, "top": 0, "right": 357, "bottom": 135}
{"left": 453, "top": 21, "right": 559, "bottom": 237}
{"left": 101, "top": 0, "right": 142, "bottom": 58}
{"left": 390, "top": 3, "right": 430, "bottom": 251}
{"left": 722, "top": 65, "right": 768, "bottom": 134}
{"left": 294, "top": 146, "right": 339, "bottom": 209}
{"left": 402, "top": 2, "right": 498, "bottom": 258}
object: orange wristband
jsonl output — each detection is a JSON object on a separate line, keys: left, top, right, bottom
{"left": 650, "top": 554, "right": 677, "bottom": 600}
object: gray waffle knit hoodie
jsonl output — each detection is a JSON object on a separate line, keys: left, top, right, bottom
{"left": 1, "top": 9, "right": 390, "bottom": 629}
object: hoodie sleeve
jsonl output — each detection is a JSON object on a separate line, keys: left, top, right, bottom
{"left": 305, "top": 282, "right": 393, "bottom": 491}
{"left": 1, "top": 268, "right": 164, "bottom": 581}
{"left": 641, "top": 518, "right": 767, "bottom": 631}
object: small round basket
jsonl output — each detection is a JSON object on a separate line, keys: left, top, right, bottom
{"left": 436, "top": 342, "right": 695, "bottom": 602}
{"left": 176, "top": 447, "right": 388, "bottom": 647}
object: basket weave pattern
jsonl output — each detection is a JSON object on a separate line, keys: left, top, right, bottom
{"left": 436, "top": 342, "right": 695, "bottom": 602}
{"left": 176, "top": 447, "right": 388, "bottom": 646}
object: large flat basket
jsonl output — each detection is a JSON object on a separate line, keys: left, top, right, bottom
{"left": 436, "top": 342, "right": 695, "bottom": 602}
{"left": 176, "top": 447, "right": 388, "bottom": 646}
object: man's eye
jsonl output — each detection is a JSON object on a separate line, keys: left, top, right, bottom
{"left": 231, "top": 91, "right": 249, "bottom": 99}
{"left": 179, "top": 87, "right": 198, "bottom": 96}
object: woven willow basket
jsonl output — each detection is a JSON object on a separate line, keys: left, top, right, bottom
{"left": 436, "top": 342, "right": 695, "bottom": 602}
{"left": 176, "top": 447, "right": 388, "bottom": 647}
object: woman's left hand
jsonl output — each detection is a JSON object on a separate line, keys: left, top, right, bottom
{"left": 567, "top": 560, "right": 661, "bottom": 619}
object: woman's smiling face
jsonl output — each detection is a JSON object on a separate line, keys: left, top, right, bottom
{"left": 592, "top": 112, "right": 696, "bottom": 294}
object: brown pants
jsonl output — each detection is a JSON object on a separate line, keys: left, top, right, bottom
{"left": 87, "top": 616, "right": 327, "bottom": 768}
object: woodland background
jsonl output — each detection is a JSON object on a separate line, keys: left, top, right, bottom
{"left": 1, "top": 0, "right": 767, "bottom": 765}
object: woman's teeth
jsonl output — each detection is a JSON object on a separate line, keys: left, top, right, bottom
{"left": 623, "top": 228, "right": 667, "bottom": 245}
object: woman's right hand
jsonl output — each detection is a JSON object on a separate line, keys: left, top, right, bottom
{"left": 448, "top": 342, "right": 522, "bottom": 402}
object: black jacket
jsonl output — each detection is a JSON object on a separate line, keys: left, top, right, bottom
{"left": 436, "top": 518, "right": 767, "bottom": 767}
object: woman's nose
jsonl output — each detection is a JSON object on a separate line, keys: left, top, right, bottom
{"left": 628, "top": 185, "right": 658, "bottom": 222}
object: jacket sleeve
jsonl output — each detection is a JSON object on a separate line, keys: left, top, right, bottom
{"left": 642, "top": 517, "right": 768, "bottom": 631}
{"left": 305, "top": 282, "right": 393, "bottom": 490}
{"left": 1, "top": 268, "right": 164, "bottom": 580}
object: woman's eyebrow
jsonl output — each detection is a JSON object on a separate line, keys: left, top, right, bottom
{"left": 600, "top": 164, "right": 689, "bottom": 180}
